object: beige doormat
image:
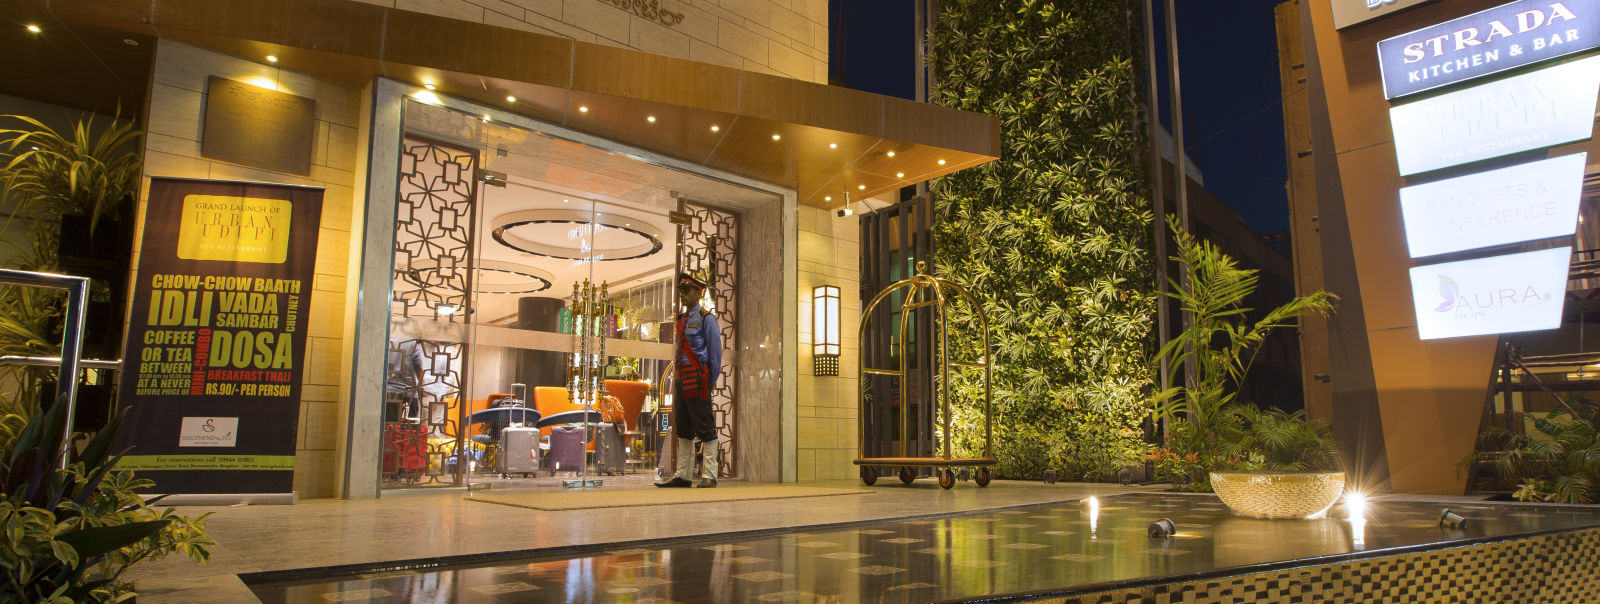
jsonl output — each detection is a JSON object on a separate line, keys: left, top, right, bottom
{"left": 466, "top": 485, "right": 874, "bottom": 511}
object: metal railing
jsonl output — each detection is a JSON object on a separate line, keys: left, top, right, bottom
{"left": 0, "top": 268, "right": 95, "bottom": 462}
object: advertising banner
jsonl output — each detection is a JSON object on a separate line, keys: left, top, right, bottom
{"left": 1399, "top": 152, "right": 1586, "bottom": 257}
{"left": 116, "top": 178, "right": 323, "bottom": 494}
{"left": 1378, "top": 0, "right": 1600, "bottom": 99}
{"left": 1389, "top": 54, "right": 1600, "bottom": 176}
{"left": 1409, "top": 246, "right": 1570, "bottom": 339}
{"left": 1335, "top": 0, "right": 1441, "bottom": 30}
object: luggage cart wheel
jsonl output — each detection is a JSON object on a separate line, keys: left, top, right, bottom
{"left": 975, "top": 467, "right": 991, "bottom": 487}
{"left": 899, "top": 467, "right": 916, "bottom": 484}
{"left": 860, "top": 466, "right": 878, "bottom": 486}
{"left": 938, "top": 468, "right": 955, "bottom": 489}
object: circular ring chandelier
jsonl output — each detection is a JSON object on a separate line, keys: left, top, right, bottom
{"left": 405, "top": 258, "right": 555, "bottom": 295}
{"left": 489, "top": 208, "right": 665, "bottom": 261}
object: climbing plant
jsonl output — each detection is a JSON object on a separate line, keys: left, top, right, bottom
{"left": 929, "top": 0, "right": 1156, "bottom": 479}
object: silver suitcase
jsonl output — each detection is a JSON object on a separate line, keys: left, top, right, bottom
{"left": 595, "top": 423, "right": 626, "bottom": 475}
{"left": 499, "top": 426, "right": 539, "bottom": 477}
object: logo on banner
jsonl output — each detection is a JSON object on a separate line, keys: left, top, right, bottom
{"left": 1389, "top": 55, "right": 1600, "bottom": 176}
{"left": 178, "top": 195, "right": 293, "bottom": 263}
{"left": 1398, "top": 153, "right": 1585, "bottom": 257}
{"left": 1410, "top": 247, "right": 1571, "bottom": 339}
{"left": 1378, "top": 0, "right": 1600, "bottom": 98}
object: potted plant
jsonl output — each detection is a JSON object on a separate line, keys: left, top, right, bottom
{"left": 1150, "top": 216, "right": 1343, "bottom": 518}
{"left": 1474, "top": 401, "right": 1599, "bottom": 504}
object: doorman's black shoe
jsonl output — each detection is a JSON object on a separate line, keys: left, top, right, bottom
{"left": 655, "top": 477, "right": 693, "bottom": 488}
{"left": 696, "top": 478, "right": 717, "bottom": 488}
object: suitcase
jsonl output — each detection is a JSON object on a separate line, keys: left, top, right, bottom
{"left": 383, "top": 423, "right": 427, "bottom": 478}
{"left": 498, "top": 426, "right": 539, "bottom": 477}
{"left": 595, "top": 423, "right": 626, "bottom": 475}
{"left": 548, "top": 425, "right": 587, "bottom": 475}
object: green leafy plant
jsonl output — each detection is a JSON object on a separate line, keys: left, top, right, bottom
{"left": 1476, "top": 406, "right": 1599, "bottom": 504}
{"left": 930, "top": 0, "right": 1157, "bottom": 479}
{"left": 1150, "top": 217, "right": 1338, "bottom": 490}
{"left": 0, "top": 113, "right": 142, "bottom": 419}
{"left": 2, "top": 397, "right": 214, "bottom": 602}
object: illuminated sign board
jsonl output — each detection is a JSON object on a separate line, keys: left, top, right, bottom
{"left": 1399, "top": 153, "right": 1586, "bottom": 257}
{"left": 1378, "top": 0, "right": 1600, "bottom": 99}
{"left": 1335, "top": 0, "right": 1442, "bottom": 30}
{"left": 1409, "top": 246, "right": 1571, "bottom": 339}
{"left": 1389, "top": 54, "right": 1600, "bottom": 176}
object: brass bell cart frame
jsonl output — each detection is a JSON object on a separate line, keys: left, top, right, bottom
{"left": 854, "top": 261, "right": 994, "bottom": 489}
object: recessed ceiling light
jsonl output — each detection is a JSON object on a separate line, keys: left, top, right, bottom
{"left": 857, "top": 185, "right": 866, "bottom": 190}
{"left": 647, "top": 115, "right": 656, "bottom": 123}
{"left": 896, "top": 172, "right": 905, "bottom": 178}
{"left": 122, "top": 38, "right": 139, "bottom": 46}
{"left": 886, "top": 151, "right": 895, "bottom": 157}
{"left": 938, "top": 159, "right": 946, "bottom": 165}
{"left": 424, "top": 83, "right": 436, "bottom": 90}
{"left": 825, "top": 196, "right": 832, "bottom": 201}
{"left": 829, "top": 143, "right": 837, "bottom": 149}
{"left": 772, "top": 134, "right": 781, "bottom": 141}
{"left": 563, "top": 199, "right": 570, "bottom": 203}
{"left": 266, "top": 55, "right": 278, "bottom": 63}
{"left": 482, "top": 115, "right": 491, "bottom": 122}
{"left": 506, "top": 95, "right": 516, "bottom": 102}
{"left": 578, "top": 106, "right": 589, "bottom": 113}
{"left": 26, "top": 25, "right": 41, "bottom": 33}
{"left": 710, "top": 125, "right": 720, "bottom": 132}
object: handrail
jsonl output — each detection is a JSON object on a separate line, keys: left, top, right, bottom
{"left": 0, "top": 268, "right": 92, "bottom": 464}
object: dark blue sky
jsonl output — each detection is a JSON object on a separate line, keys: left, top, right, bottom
{"left": 831, "top": 0, "right": 1292, "bottom": 235}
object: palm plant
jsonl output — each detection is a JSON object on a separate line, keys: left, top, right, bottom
{"left": 1150, "top": 216, "right": 1338, "bottom": 487}
{"left": 1232, "top": 406, "right": 1344, "bottom": 472}
{"left": 1477, "top": 406, "right": 1600, "bottom": 504}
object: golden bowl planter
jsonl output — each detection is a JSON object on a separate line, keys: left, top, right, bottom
{"left": 1210, "top": 471, "right": 1345, "bottom": 519}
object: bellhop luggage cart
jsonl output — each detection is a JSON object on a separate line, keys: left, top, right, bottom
{"left": 855, "top": 261, "right": 995, "bottom": 489}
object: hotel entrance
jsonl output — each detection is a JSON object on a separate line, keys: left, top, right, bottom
{"left": 375, "top": 93, "right": 785, "bottom": 491}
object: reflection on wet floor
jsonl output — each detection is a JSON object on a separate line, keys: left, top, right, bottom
{"left": 246, "top": 493, "right": 1600, "bottom": 603}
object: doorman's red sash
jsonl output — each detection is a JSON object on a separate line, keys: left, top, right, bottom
{"left": 677, "top": 313, "right": 709, "bottom": 399}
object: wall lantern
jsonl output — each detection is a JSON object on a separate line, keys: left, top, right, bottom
{"left": 813, "top": 285, "right": 840, "bottom": 376}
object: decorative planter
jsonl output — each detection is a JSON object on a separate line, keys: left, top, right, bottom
{"left": 1210, "top": 471, "right": 1345, "bottom": 519}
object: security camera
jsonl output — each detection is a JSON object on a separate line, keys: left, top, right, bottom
{"left": 836, "top": 207, "right": 854, "bottom": 218}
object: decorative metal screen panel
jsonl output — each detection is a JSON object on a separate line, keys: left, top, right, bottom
{"left": 383, "top": 137, "right": 479, "bottom": 488}
{"left": 679, "top": 200, "right": 738, "bottom": 478}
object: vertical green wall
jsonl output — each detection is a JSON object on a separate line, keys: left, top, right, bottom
{"left": 929, "top": 0, "right": 1156, "bottom": 478}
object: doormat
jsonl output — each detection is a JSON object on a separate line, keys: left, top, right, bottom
{"left": 465, "top": 485, "right": 874, "bottom": 511}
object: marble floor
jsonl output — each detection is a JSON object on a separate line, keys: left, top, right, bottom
{"left": 232, "top": 491, "right": 1600, "bottom": 603}
{"left": 127, "top": 480, "right": 1164, "bottom": 602}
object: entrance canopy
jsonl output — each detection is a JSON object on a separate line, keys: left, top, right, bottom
{"left": 7, "top": 0, "right": 1001, "bottom": 207}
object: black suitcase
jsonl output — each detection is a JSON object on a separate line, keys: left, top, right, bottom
{"left": 595, "top": 422, "right": 626, "bottom": 475}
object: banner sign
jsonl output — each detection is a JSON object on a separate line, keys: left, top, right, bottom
{"left": 1409, "top": 246, "right": 1570, "bottom": 339}
{"left": 116, "top": 178, "right": 323, "bottom": 494}
{"left": 1335, "top": 0, "right": 1442, "bottom": 31}
{"left": 1389, "top": 54, "right": 1600, "bottom": 176}
{"left": 1399, "top": 152, "right": 1585, "bottom": 257}
{"left": 1378, "top": 0, "right": 1600, "bottom": 99}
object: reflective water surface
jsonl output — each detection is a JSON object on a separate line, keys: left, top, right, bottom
{"left": 246, "top": 493, "right": 1600, "bottom": 603}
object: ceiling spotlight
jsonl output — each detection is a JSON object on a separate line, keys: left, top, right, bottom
{"left": 266, "top": 55, "right": 279, "bottom": 63}
{"left": 938, "top": 159, "right": 947, "bottom": 165}
{"left": 772, "top": 134, "right": 782, "bottom": 141}
{"left": 578, "top": 106, "right": 589, "bottom": 113}
{"left": 711, "top": 125, "right": 720, "bottom": 132}
{"left": 647, "top": 115, "right": 656, "bottom": 123}
{"left": 824, "top": 196, "right": 832, "bottom": 201}
{"left": 896, "top": 172, "right": 905, "bottom": 178}
{"left": 886, "top": 151, "right": 896, "bottom": 157}
{"left": 829, "top": 143, "right": 837, "bottom": 149}
{"left": 506, "top": 95, "right": 516, "bottom": 102}
{"left": 562, "top": 199, "right": 570, "bottom": 203}
{"left": 857, "top": 184, "right": 866, "bottom": 190}
{"left": 26, "top": 24, "right": 41, "bottom": 33}
{"left": 424, "top": 82, "right": 436, "bottom": 90}
{"left": 481, "top": 115, "right": 491, "bottom": 122}
{"left": 122, "top": 38, "right": 139, "bottom": 46}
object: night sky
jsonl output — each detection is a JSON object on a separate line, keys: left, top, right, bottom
{"left": 832, "top": 0, "right": 1293, "bottom": 235}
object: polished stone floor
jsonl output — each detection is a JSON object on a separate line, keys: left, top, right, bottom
{"left": 243, "top": 493, "right": 1600, "bottom": 603}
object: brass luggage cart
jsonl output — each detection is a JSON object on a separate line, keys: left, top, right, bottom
{"left": 855, "top": 262, "right": 994, "bottom": 489}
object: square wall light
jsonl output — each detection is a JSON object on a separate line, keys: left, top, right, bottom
{"left": 813, "top": 285, "right": 840, "bottom": 376}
